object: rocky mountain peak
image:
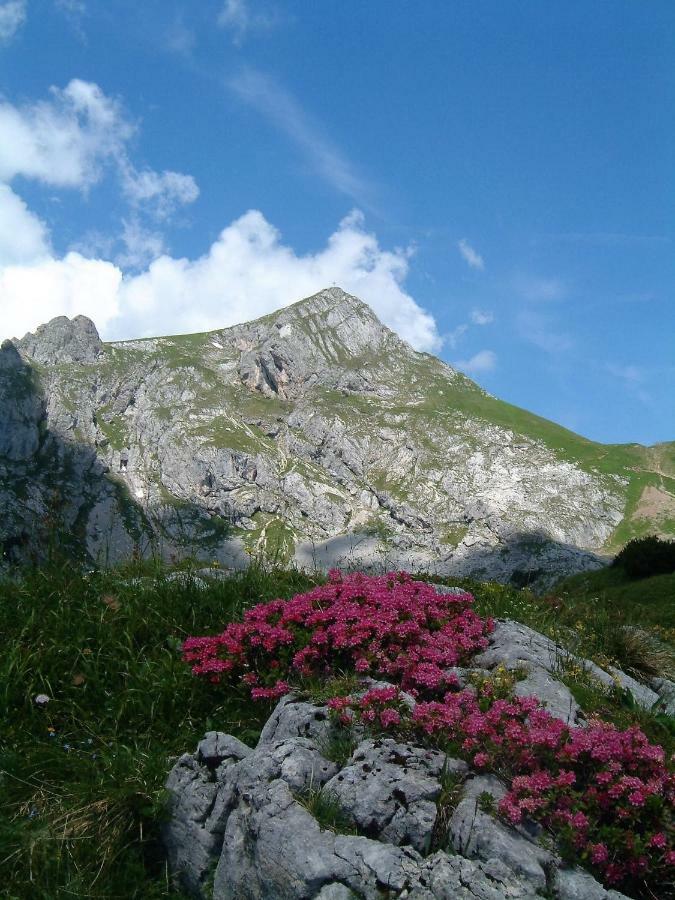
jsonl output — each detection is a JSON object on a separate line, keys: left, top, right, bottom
{"left": 15, "top": 314, "right": 103, "bottom": 365}
{"left": 229, "top": 287, "right": 403, "bottom": 399}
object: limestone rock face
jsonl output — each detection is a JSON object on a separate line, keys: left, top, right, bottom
{"left": 0, "top": 341, "right": 43, "bottom": 461}
{"left": 163, "top": 685, "right": 633, "bottom": 900}
{"left": 15, "top": 314, "right": 103, "bottom": 364}
{"left": 1, "top": 286, "right": 668, "bottom": 579}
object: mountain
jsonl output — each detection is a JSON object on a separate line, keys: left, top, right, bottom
{"left": 1, "top": 287, "right": 674, "bottom": 584}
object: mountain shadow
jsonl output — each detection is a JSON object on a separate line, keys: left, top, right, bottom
{"left": 0, "top": 340, "right": 240, "bottom": 571}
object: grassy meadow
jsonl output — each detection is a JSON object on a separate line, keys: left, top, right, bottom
{"left": 0, "top": 558, "right": 673, "bottom": 898}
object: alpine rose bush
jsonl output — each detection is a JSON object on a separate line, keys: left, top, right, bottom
{"left": 336, "top": 685, "right": 675, "bottom": 895}
{"left": 182, "top": 570, "right": 491, "bottom": 697}
{"left": 183, "top": 571, "right": 674, "bottom": 897}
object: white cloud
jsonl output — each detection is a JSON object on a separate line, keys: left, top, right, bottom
{"left": 470, "top": 308, "right": 493, "bottom": 325}
{"left": 0, "top": 79, "right": 132, "bottom": 188}
{"left": 0, "top": 77, "right": 199, "bottom": 291}
{"left": 457, "top": 238, "right": 484, "bottom": 270}
{"left": 229, "top": 69, "right": 372, "bottom": 206}
{"left": 0, "top": 0, "right": 26, "bottom": 43}
{"left": 0, "top": 184, "right": 50, "bottom": 265}
{"left": 121, "top": 166, "right": 199, "bottom": 219}
{"left": 116, "top": 218, "right": 166, "bottom": 270}
{"left": 116, "top": 209, "right": 439, "bottom": 350}
{"left": 455, "top": 349, "right": 497, "bottom": 374}
{"left": 1, "top": 252, "right": 122, "bottom": 340}
{"left": 0, "top": 209, "right": 441, "bottom": 352}
{"left": 218, "top": 0, "right": 276, "bottom": 44}
{"left": 0, "top": 79, "right": 198, "bottom": 221}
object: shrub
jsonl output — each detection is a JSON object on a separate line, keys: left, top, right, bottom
{"left": 336, "top": 686, "right": 675, "bottom": 896}
{"left": 613, "top": 535, "right": 675, "bottom": 579}
{"left": 182, "top": 570, "right": 492, "bottom": 698}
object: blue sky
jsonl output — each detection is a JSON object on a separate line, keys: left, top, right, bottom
{"left": 0, "top": 1, "right": 672, "bottom": 445}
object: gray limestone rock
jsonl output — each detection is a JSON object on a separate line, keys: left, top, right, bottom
{"left": 257, "top": 695, "right": 336, "bottom": 746}
{"left": 553, "top": 867, "right": 631, "bottom": 900}
{"left": 475, "top": 619, "right": 662, "bottom": 714}
{"left": 163, "top": 752, "right": 225, "bottom": 894}
{"left": 651, "top": 676, "right": 675, "bottom": 716}
{"left": 449, "top": 776, "right": 554, "bottom": 891}
{"left": 323, "top": 738, "right": 466, "bottom": 853}
{"left": 164, "top": 686, "right": 643, "bottom": 900}
{"left": 16, "top": 314, "right": 103, "bottom": 364}
{"left": 197, "top": 732, "right": 252, "bottom": 768}
{"left": 514, "top": 666, "right": 581, "bottom": 725}
{"left": 607, "top": 666, "right": 659, "bottom": 710}
{"left": 1, "top": 287, "right": 638, "bottom": 583}
{"left": 409, "top": 853, "right": 541, "bottom": 899}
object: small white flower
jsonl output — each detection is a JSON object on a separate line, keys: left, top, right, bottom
{"left": 34, "top": 693, "right": 50, "bottom": 705}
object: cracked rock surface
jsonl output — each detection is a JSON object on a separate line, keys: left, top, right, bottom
{"left": 164, "top": 691, "right": 632, "bottom": 900}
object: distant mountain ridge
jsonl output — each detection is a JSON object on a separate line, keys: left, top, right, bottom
{"left": 1, "top": 287, "right": 673, "bottom": 584}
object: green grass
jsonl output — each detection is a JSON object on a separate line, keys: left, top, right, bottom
{"left": 0, "top": 561, "right": 318, "bottom": 899}
{"left": 555, "top": 567, "right": 675, "bottom": 633}
{"left": 295, "top": 786, "right": 359, "bottom": 835}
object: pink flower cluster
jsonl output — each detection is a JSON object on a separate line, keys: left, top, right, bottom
{"left": 328, "top": 686, "right": 408, "bottom": 729}
{"left": 500, "top": 720, "right": 675, "bottom": 888}
{"left": 338, "top": 686, "right": 675, "bottom": 894}
{"left": 182, "top": 571, "right": 491, "bottom": 695}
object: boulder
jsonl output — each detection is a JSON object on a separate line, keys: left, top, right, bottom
{"left": 164, "top": 691, "right": 637, "bottom": 899}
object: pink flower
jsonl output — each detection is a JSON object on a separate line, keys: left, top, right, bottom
{"left": 590, "top": 843, "right": 609, "bottom": 865}
{"left": 380, "top": 708, "right": 401, "bottom": 728}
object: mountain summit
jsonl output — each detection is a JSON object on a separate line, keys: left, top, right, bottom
{"left": 1, "top": 287, "right": 673, "bottom": 583}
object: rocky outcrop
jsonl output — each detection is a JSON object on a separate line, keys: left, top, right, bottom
{"left": 0, "top": 340, "right": 43, "bottom": 461}
{"left": 15, "top": 314, "right": 103, "bottom": 365}
{"left": 1, "top": 286, "right": 669, "bottom": 579}
{"left": 164, "top": 604, "right": 675, "bottom": 899}
{"left": 163, "top": 693, "right": 631, "bottom": 900}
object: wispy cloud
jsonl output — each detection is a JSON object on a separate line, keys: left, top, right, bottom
{"left": 455, "top": 349, "right": 497, "bottom": 374}
{"left": 444, "top": 307, "right": 493, "bottom": 348}
{"left": 516, "top": 275, "right": 565, "bottom": 303}
{"left": 228, "top": 68, "right": 373, "bottom": 206}
{"left": 164, "top": 17, "right": 196, "bottom": 57}
{"left": 606, "top": 363, "right": 643, "bottom": 384}
{"left": 457, "top": 238, "right": 484, "bottom": 270}
{"left": 470, "top": 308, "right": 493, "bottom": 325}
{"left": 517, "top": 309, "right": 572, "bottom": 353}
{"left": 218, "top": 0, "right": 278, "bottom": 45}
{"left": 445, "top": 323, "right": 468, "bottom": 348}
{"left": 0, "top": 0, "right": 26, "bottom": 43}
{"left": 606, "top": 362, "right": 654, "bottom": 409}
